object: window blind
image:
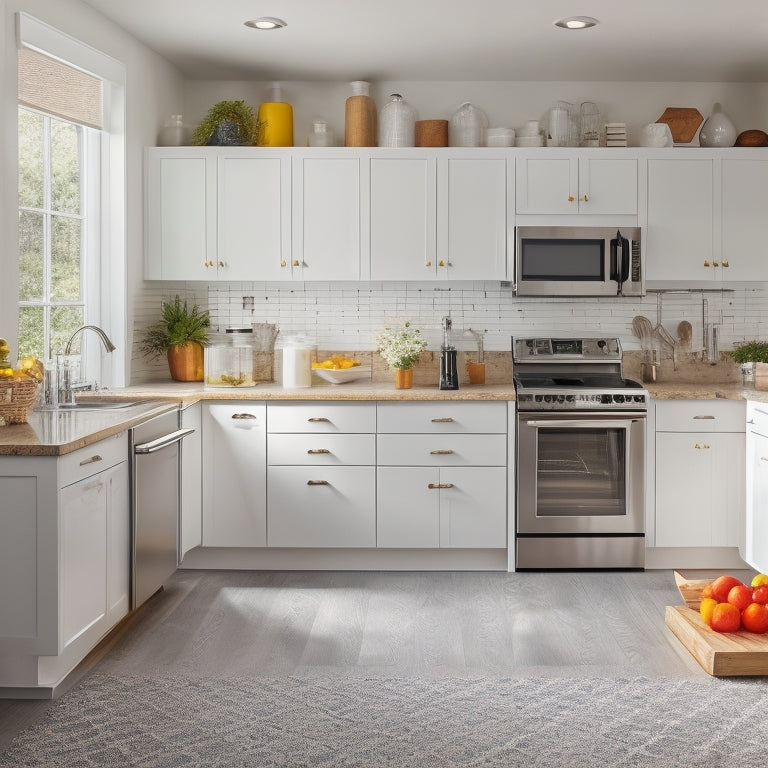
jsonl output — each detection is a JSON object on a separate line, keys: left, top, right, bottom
{"left": 18, "top": 48, "right": 103, "bottom": 130}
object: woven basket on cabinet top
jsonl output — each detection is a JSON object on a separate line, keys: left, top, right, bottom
{"left": 0, "top": 377, "right": 40, "bottom": 425}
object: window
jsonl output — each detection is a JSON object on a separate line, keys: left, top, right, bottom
{"left": 17, "top": 107, "right": 99, "bottom": 360}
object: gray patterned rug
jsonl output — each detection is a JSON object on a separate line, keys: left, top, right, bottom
{"left": 2, "top": 673, "right": 767, "bottom": 767}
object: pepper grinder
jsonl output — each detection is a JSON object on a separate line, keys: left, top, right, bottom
{"left": 439, "top": 316, "right": 459, "bottom": 390}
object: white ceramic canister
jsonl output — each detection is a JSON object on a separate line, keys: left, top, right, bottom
{"left": 280, "top": 336, "right": 314, "bottom": 388}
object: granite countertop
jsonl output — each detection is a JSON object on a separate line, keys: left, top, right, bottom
{"left": 0, "top": 401, "right": 179, "bottom": 456}
{"left": 644, "top": 381, "right": 768, "bottom": 402}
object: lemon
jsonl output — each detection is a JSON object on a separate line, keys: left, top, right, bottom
{"left": 751, "top": 573, "right": 768, "bottom": 588}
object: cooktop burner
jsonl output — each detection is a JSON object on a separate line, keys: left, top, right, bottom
{"left": 514, "top": 372, "right": 644, "bottom": 390}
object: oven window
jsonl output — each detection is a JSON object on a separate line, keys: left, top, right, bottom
{"left": 520, "top": 238, "right": 605, "bottom": 281}
{"left": 536, "top": 427, "right": 625, "bottom": 516}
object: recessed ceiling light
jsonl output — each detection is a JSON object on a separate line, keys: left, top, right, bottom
{"left": 554, "top": 16, "right": 598, "bottom": 30}
{"left": 244, "top": 17, "right": 287, "bottom": 30}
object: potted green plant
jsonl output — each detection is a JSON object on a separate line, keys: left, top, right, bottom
{"left": 190, "top": 100, "right": 263, "bottom": 146}
{"left": 140, "top": 296, "right": 210, "bottom": 381}
{"left": 730, "top": 340, "right": 768, "bottom": 390}
{"left": 375, "top": 320, "right": 428, "bottom": 389}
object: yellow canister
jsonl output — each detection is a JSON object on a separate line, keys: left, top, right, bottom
{"left": 257, "top": 83, "right": 294, "bottom": 147}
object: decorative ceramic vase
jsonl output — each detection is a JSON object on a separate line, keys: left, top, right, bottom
{"left": 208, "top": 120, "right": 244, "bottom": 146}
{"left": 449, "top": 102, "right": 488, "bottom": 147}
{"left": 394, "top": 368, "right": 413, "bottom": 389}
{"left": 699, "top": 103, "right": 737, "bottom": 147}
{"left": 345, "top": 81, "right": 377, "bottom": 147}
{"left": 167, "top": 343, "right": 204, "bottom": 382}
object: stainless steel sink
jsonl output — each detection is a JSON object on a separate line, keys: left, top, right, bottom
{"left": 57, "top": 401, "right": 141, "bottom": 410}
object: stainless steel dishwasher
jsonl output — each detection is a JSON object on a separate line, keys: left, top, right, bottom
{"left": 129, "top": 409, "right": 193, "bottom": 609}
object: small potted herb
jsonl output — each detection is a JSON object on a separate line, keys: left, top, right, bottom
{"left": 140, "top": 296, "right": 210, "bottom": 381}
{"left": 730, "top": 341, "right": 768, "bottom": 389}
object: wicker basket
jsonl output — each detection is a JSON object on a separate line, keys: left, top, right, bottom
{"left": 0, "top": 377, "right": 40, "bottom": 425}
{"left": 415, "top": 119, "right": 449, "bottom": 147}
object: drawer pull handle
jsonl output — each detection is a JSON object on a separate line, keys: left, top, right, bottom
{"left": 79, "top": 454, "right": 103, "bottom": 466}
{"left": 692, "top": 415, "right": 715, "bottom": 420}
{"left": 431, "top": 417, "right": 455, "bottom": 423}
{"left": 747, "top": 419, "right": 755, "bottom": 424}
{"left": 761, "top": 457, "right": 768, "bottom": 462}
{"left": 232, "top": 413, "right": 257, "bottom": 420}
{"left": 694, "top": 443, "right": 711, "bottom": 450}
{"left": 307, "top": 480, "right": 330, "bottom": 486}
{"left": 430, "top": 449, "right": 454, "bottom": 455}
{"left": 307, "top": 449, "right": 331, "bottom": 455}
{"left": 308, "top": 417, "right": 330, "bottom": 423}
{"left": 428, "top": 482, "right": 454, "bottom": 490}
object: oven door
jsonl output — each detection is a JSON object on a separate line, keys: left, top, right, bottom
{"left": 517, "top": 411, "right": 645, "bottom": 535}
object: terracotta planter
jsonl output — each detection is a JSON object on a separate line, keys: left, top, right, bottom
{"left": 167, "top": 343, "right": 204, "bottom": 382}
{"left": 394, "top": 368, "right": 413, "bottom": 389}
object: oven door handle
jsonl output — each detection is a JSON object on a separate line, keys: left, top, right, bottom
{"left": 523, "top": 419, "right": 642, "bottom": 429}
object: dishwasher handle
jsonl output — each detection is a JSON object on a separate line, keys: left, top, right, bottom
{"left": 134, "top": 428, "right": 194, "bottom": 455}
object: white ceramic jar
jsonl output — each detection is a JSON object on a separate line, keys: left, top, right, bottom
{"left": 281, "top": 337, "right": 314, "bottom": 388}
{"left": 699, "top": 103, "right": 737, "bottom": 147}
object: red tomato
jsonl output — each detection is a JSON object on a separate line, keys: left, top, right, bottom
{"left": 727, "top": 584, "right": 754, "bottom": 611}
{"left": 741, "top": 603, "right": 768, "bottom": 634}
{"left": 752, "top": 585, "right": 768, "bottom": 605}
{"left": 710, "top": 602, "right": 741, "bottom": 633}
{"left": 710, "top": 575, "right": 745, "bottom": 603}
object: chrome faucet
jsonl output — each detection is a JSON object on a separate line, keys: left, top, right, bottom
{"left": 64, "top": 325, "right": 117, "bottom": 355}
{"left": 59, "top": 325, "right": 116, "bottom": 403}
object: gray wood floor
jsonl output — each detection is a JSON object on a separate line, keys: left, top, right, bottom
{"left": 0, "top": 567, "right": 754, "bottom": 752}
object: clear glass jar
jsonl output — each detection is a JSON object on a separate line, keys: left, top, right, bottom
{"left": 380, "top": 94, "right": 416, "bottom": 147}
{"left": 307, "top": 120, "right": 335, "bottom": 147}
{"left": 449, "top": 102, "right": 489, "bottom": 147}
{"left": 158, "top": 115, "right": 189, "bottom": 147}
{"left": 204, "top": 345, "right": 255, "bottom": 387}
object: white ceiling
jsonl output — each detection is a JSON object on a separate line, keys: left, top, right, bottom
{"left": 80, "top": 0, "right": 768, "bottom": 83}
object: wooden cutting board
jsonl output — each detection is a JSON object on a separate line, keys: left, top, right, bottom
{"left": 656, "top": 107, "right": 704, "bottom": 144}
{"left": 665, "top": 571, "right": 768, "bottom": 676}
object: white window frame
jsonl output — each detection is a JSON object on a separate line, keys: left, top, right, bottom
{"left": 16, "top": 12, "right": 126, "bottom": 388}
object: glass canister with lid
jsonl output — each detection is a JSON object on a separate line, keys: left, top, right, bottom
{"left": 449, "top": 102, "right": 489, "bottom": 147}
{"left": 380, "top": 93, "right": 416, "bottom": 147}
{"left": 204, "top": 328, "right": 256, "bottom": 387}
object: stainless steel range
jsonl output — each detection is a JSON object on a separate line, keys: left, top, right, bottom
{"left": 513, "top": 337, "right": 648, "bottom": 570}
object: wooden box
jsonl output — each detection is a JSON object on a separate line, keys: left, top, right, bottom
{"left": 665, "top": 572, "right": 768, "bottom": 676}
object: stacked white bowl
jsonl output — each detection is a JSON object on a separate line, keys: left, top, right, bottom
{"left": 516, "top": 120, "right": 543, "bottom": 147}
{"left": 484, "top": 127, "right": 516, "bottom": 147}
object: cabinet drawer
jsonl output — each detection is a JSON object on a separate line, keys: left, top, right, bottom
{"left": 268, "top": 434, "right": 375, "bottom": 465}
{"left": 267, "top": 466, "right": 375, "bottom": 547}
{"left": 655, "top": 400, "right": 745, "bottom": 433}
{"left": 59, "top": 433, "right": 128, "bottom": 488}
{"left": 267, "top": 402, "right": 376, "bottom": 433}
{"left": 376, "top": 402, "right": 507, "bottom": 434}
{"left": 377, "top": 434, "right": 507, "bottom": 466}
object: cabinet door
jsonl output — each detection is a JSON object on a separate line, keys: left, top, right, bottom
{"left": 515, "top": 156, "right": 575, "bottom": 214}
{"left": 218, "top": 152, "right": 291, "bottom": 281}
{"left": 439, "top": 467, "right": 507, "bottom": 548}
{"left": 145, "top": 149, "right": 216, "bottom": 280}
{"left": 60, "top": 472, "right": 109, "bottom": 651}
{"left": 655, "top": 432, "right": 743, "bottom": 547}
{"left": 721, "top": 159, "right": 768, "bottom": 281}
{"left": 439, "top": 156, "right": 508, "bottom": 280}
{"left": 180, "top": 403, "right": 202, "bottom": 558}
{"left": 267, "top": 466, "right": 375, "bottom": 547}
{"left": 646, "top": 159, "right": 714, "bottom": 281}
{"left": 377, "top": 467, "right": 440, "bottom": 548}
{"left": 369, "top": 155, "right": 437, "bottom": 280}
{"left": 578, "top": 158, "right": 637, "bottom": 215}
{"left": 106, "top": 462, "right": 130, "bottom": 626}
{"left": 294, "top": 154, "right": 361, "bottom": 280}
{"left": 746, "top": 430, "right": 768, "bottom": 572}
{"left": 202, "top": 403, "right": 267, "bottom": 547}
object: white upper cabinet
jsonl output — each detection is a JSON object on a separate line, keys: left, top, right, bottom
{"left": 145, "top": 149, "right": 216, "bottom": 280}
{"left": 369, "top": 153, "right": 437, "bottom": 280}
{"left": 218, "top": 151, "right": 291, "bottom": 281}
{"left": 292, "top": 152, "right": 363, "bottom": 280}
{"left": 645, "top": 158, "right": 714, "bottom": 282}
{"left": 720, "top": 158, "right": 768, "bottom": 281}
{"left": 437, "top": 154, "right": 509, "bottom": 280}
{"left": 515, "top": 154, "right": 637, "bottom": 216}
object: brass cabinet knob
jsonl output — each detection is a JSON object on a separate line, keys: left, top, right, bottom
{"left": 581, "top": 194, "right": 589, "bottom": 202}
{"left": 722, "top": 260, "right": 730, "bottom": 268}
{"left": 292, "top": 259, "right": 300, "bottom": 267}
{"left": 703, "top": 260, "right": 711, "bottom": 267}
{"left": 568, "top": 195, "right": 575, "bottom": 202}
{"left": 280, "top": 260, "right": 287, "bottom": 267}
{"left": 218, "top": 261, "right": 225, "bottom": 268}
{"left": 713, "top": 261, "right": 719, "bottom": 267}
{"left": 438, "top": 260, "right": 445, "bottom": 267}
{"left": 425, "top": 260, "right": 432, "bottom": 267}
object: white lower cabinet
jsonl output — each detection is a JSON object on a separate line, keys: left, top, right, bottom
{"left": 654, "top": 400, "right": 745, "bottom": 548}
{"left": 0, "top": 433, "right": 128, "bottom": 692}
{"left": 266, "top": 402, "right": 376, "bottom": 547}
{"left": 376, "top": 402, "right": 508, "bottom": 549}
{"left": 201, "top": 402, "right": 267, "bottom": 547}
{"left": 745, "top": 402, "right": 768, "bottom": 572}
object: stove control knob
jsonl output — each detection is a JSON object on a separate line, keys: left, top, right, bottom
{"left": 535, "top": 395, "right": 543, "bottom": 403}
{"left": 634, "top": 395, "right": 645, "bottom": 404}
{"left": 601, "top": 394, "right": 612, "bottom": 404}
{"left": 566, "top": 394, "right": 575, "bottom": 402}
{"left": 556, "top": 395, "right": 565, "bottom": 403}
{"left": 614, "top": 394, "right": 625, "bottom": 403}
{"left": 544, "top": 395, "right": 552, "bottom": 403}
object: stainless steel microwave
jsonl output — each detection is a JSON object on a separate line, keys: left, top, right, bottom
{"left": 514, "top": 226, "right": 643, "bottom": 297}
